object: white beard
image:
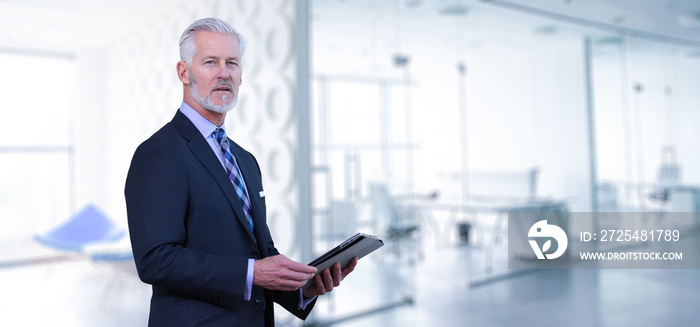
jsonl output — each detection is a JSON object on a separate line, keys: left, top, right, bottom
{"left": 189, "top": 73, "right": 238, "bottom": 113}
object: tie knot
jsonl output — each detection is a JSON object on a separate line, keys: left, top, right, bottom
{"left": 213, "top": 128, "right": 227, "bottom": 143}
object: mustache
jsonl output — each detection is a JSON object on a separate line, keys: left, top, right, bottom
{"left": 210, "top": 80, "right": 234, "bottom": 92}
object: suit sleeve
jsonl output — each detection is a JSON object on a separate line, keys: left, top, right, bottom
{"left": 125, "top": 137, "right": 248, "bottom": 309}
{"left": 235, "top": 145, "right": 318, "bottom": 319}
{"left": 274, "top": 290, "right": 317, "bottom": 320}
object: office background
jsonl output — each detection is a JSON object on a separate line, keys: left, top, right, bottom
{"left": 1, "top": 0, "right": 700, "bottom": 326}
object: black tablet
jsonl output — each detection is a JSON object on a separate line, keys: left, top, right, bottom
{"left": 302, "top": 233, "right": 383, "bottom": 289}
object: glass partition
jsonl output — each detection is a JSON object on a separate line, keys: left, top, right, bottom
{"left": 591, "top": 36, "right": 700, "bottom": 215}
{"left": 310, "top": 0, "right": 700, "bottom": 324}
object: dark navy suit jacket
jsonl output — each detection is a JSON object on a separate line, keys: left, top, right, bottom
{"left": 125, "top": 110, "right": 315, "bottom": 326}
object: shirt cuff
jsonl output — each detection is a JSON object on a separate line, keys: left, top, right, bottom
{"left": 299, "top": 289, "right": 317, "bottom": 310}
{"left": 244, "top": 258, "right": 254, "bottom": 301}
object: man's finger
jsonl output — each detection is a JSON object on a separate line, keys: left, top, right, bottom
{"left": 323, "top": 268, "right": 334, "bottom": 291}
{"left": 341, "top": 257, "right": 358, "bottom": 276}
{"left": 314, "top": 274, "right": 326, "bottom": 294}
{"left": 284, "top": 259, "right": 318, "bottom": 274}
{"left": 283, "top": 270, "right": 316, "bottom": 282}
{"left": 332, "top": 262, "right": 342, "bottom": 286}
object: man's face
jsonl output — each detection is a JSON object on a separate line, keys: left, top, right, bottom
{"left": 187, "top": 31, "right": 242, "bottom": 113}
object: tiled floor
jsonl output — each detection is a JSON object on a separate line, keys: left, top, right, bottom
{"left": 309, "top": 236, "right": 700, "bottom": 327}
{"left": 0, "top": 256, "right": 150, "bottom": 327}
{"left": 2, "top": 237, "right": 699, "bottom": 327}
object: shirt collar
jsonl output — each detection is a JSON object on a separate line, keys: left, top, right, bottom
{"left": 179, "top": 101, "right": 225, "bottom": 139}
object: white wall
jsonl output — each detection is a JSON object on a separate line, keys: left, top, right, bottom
{"left": 74, "top": 49, "right": 109, "bottom": 218}
{"left": 71, "top": 0, "right": 311, "bottom": 259}
{"left": 675, "top": 54, "right": 700, "bottom": 184}
{"left": 407, "top": 37, "right": 593, "bottom": 210}
{"left": 593, "top": 39, "right": 700, "bottom": 188}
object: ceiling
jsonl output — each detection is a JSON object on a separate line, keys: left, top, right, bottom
{"left": 310, "top": 0, "right": 700, "bottom": 75}
{"left": 0, "top": 0, "right": 698, "bottom": 53}
{"left": 312, "top": 0, "right": 700, "bottom": 45}
{"left": 0, "top": 0, "right": 187, "bottom": 53}
{"left": 481, "top": 0, "right": 700, "bottom": 45}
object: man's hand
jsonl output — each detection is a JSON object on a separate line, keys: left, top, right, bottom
{"left": 254, "top": 254, "right": 317, "bottom": 291}
{"left": 303, "top": 256, "right": 358, "bottom": 298}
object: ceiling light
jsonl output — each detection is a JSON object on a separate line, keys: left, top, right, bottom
{"left": 595, "top": 36, "right": 623, "bottom": 45}
{"left": 534, "top": 25, "right": 558, "bottom": 35}
{"left": 405, "top": 0, "right": 422, "bottom": 8}
{"left": 437, "top": 0, "right": 468, "bottom": 16}
{"left": 677, "top": 11, "right": 700, "bottom": 28}
{"left": 611, "top": 15, "right": 626, "bottom": 24}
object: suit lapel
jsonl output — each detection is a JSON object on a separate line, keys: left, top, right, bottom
{"left": 230, "top": 140, "right": 269, "bottom": 252}
{"left": 171, "top": 111, "right": 257, "bottom": 242}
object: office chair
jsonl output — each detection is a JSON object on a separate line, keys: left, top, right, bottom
{"left": 34, "top": 204, "right": 126, "bottom": 252}
{"left": 368, "top": 183, "right": 437, "bottom": 260}
{"left": 89, "top": 248, "right": 140, "bottom": 307}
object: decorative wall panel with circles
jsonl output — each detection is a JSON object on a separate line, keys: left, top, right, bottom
{"left": 264, "top": 77, "right": 296, "bottom": 131}
{"left": 104, "top": 0, "right": 305, "bottom": 259}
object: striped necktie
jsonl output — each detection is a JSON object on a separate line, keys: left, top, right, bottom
{"left": 213, "top": 128, "right": 254, "bottom": 233}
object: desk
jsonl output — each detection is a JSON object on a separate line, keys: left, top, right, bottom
{"left": 429, "top": 198, "right": 568, "bottom": 245}
{"left": 598, "top": 182, "right": 700, "bottom": 226}
{"left": 427, "top": 197, "right": 569, "bottom": 286}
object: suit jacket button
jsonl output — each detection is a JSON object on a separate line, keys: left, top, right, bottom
{"left": 255, "top": 295, "right": 263, "bottom": 304}
{"left": 252, "top": 250, "right": 260, "bottom": 259}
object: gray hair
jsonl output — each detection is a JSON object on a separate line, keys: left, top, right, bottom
{"left": 179, "top": 17, "right": 246, "bottom": 65}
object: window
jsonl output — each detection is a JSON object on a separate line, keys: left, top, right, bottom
{"left": 0, "top": 50, "right": 76, "bottom": 249}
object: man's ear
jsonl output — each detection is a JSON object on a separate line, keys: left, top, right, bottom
{"left": 177, "top": 61, "right": 190, "bottom": 85}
